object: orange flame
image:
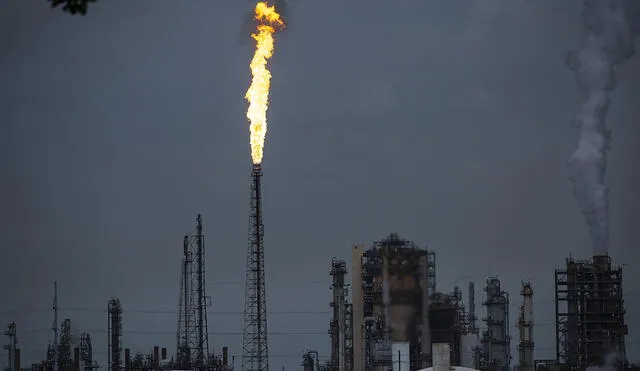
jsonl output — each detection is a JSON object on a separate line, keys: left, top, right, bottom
{"left": 245, "top": 2, "right": 285, "bottom": 165}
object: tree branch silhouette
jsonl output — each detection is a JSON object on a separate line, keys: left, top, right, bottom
{"left": 50, "top": 0, "right": 97, "bottom": 16}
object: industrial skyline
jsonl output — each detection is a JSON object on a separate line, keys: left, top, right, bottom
{"left": 1, "top": 1, "right": 639, "bottom": 371}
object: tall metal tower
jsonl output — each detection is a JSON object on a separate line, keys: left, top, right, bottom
{"left": 4, "top": 321, "right": 18, "bottom": 371}
{"left": 242, "top": 164, "right": 269, "bottom": 371}
{"left": 108, "top": 298, "right": 123, "bottom": 371}
{"left": 177, "top": 214, "right": 210, "bottom": 370}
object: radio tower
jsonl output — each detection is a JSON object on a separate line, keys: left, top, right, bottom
{"left": 242, "top": 164, "right": 269, "bottom": 371}
{"left": 176, "top": 215, "right": 210, "bottom": 370}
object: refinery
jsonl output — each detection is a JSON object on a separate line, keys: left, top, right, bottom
{"left": 3, "top": 1, "right": 638, "bottom": 371}
{"left": 2, "top": 220, "right": 636, "bottom": 371}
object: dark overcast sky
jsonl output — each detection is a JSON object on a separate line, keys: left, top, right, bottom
{"left": 1, "top": 1, "right": 638, "bottom": 370}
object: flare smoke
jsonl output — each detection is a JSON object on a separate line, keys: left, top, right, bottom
{"left": 566, "top": 0, "right": 637, "bottom": 256}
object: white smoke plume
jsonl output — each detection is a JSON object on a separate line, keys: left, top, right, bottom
{"left": 585, "top": 353, "right": 622, "bottom": 371}
{"left": 566, "top": 0, "right": 638, "bottom": 256}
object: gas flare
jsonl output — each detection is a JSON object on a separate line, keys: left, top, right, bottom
{"left": 245, "top": 2, "right": 285, "bottom": 165}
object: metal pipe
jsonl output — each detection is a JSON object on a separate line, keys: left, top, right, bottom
{"left": 351, "top": 245, "right": 364, "bottom": 371}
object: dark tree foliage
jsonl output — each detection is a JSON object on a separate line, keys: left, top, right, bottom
{"left": 49, "top": 0, "right": 97, "bottom": 15}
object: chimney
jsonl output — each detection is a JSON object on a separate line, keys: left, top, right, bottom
{"left": 124, "top": 348, "right": 131, "bottom": 371}
{"left": 153, "top": 346, "right": 160, "bottom": 370}
{"left": 222, "top": 347, "right": 228, "bottom": 366}
{"left": 161, "top": 348, "right": 167, "bottom": 360}
{"left": 74, "top": 348, "right": 80, "bottom": 371}
{"left": 14, "top": 348, "right": 21, "bottom": 371}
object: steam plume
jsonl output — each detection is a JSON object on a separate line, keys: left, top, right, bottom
{"left": 566, "top": 0, "right": 638, "bottom": 256}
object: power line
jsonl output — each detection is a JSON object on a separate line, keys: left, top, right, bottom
{"left": 19, "top": 328, "right": 327, "bottom": 336}
{"left": 0, "top": 308, "right": 330, "bottom": 315}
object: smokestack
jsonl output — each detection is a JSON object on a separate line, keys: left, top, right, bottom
{"left": 469, "top": 281, "right": 476, "bottom": 331}
{"left": 124, "top": 349, "right": 131, "bottom": 371}
{"left": 222, "top": 347, "right": 228, "bottom": 366}
{"left": 15, "top": 348, "right": 20, "bottom": 371}
{"left": 351, "top": 245, "right": 364, "bottom": 371}
{"left": 567, "top": 0, "right": 638, "bottom": 257}
{"left": 74, "top": 348, "right": 80, "bottom": 371}
{"left": 153, "top": 346, "right": 160, "bottom": 370}
{"left": 161, "top": 348, "right": 167, "bottom": 360}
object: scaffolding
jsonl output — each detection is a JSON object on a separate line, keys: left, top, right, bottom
{"left": 554, "top": 255, "right": 627, "bottom": 371}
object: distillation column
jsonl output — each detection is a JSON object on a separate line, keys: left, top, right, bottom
{"left": 481, "top": 277, "right": 511, "bottom": 371}
{"left": 330, "top": 259, "right": 348, "bottom": 371}
{"left": 517, "top": 282, "right": 534, "bottom": 371}
{"left": 108, "top": 298, "right": 122, "bottom": 371}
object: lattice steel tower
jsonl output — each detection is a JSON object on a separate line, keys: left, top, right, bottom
{"left": 242, "top": 164, "right": 269, "bottom": 371}
{"left": 176, "top": 215, "right": 210, "bottom": 370}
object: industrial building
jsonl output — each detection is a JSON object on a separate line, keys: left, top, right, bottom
{"left": 2, "top": 215, "right": 233, "bottom": 371}
{"left": 317, "top": 233, "right": 513, "bottom": 371}
{"left": 554, "top": 255, "right": 628, "bottom": 371}
{"left": 310, "top": 234, "right": 635, "bottom": 371}
{"left": 3, "top": 227, "right": 636, "bottom": 371}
